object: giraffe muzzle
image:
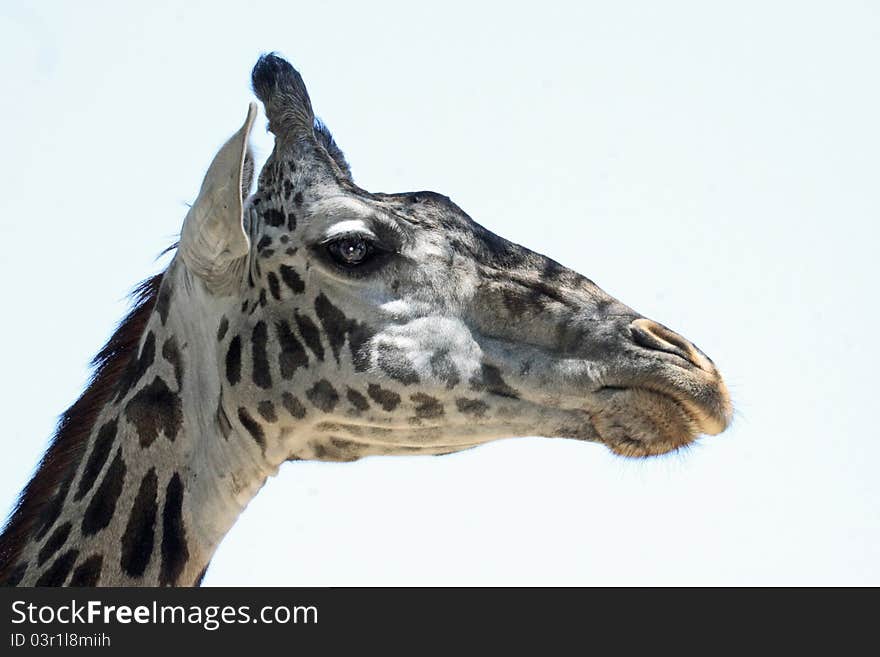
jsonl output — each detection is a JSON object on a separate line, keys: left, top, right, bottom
{"left": 630, "top": 318, "right": 716, "bottom": 374}
{"left": 623, "top": 317, "right": 732, "bottom": 437}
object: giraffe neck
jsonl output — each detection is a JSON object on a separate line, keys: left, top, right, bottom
{"left": 4, "top": 261, "right": 278, "bottom": 586}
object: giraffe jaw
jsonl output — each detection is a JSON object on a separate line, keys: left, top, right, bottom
{"left": 588, "top": 382, "right": 732, "bottom": 458}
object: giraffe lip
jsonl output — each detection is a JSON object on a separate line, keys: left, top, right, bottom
{"left": 596, "top": 380, "right": 731, "bottom": 439}
{"left": 587, "top": 386, "right": 701, "bottom": 457}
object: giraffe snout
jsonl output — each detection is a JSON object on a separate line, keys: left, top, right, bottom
{"left": 625, "top": 317, "right": 732, "bottom": 436}
{"left": 630, "top": 318, "right": 715, "bottom": 374}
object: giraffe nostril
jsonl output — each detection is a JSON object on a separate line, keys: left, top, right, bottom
{"left": 630, "top": 318, "right": 714, "bottom": 372}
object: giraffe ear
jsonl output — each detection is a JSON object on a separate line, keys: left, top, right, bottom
{"left": 180, "top": 103, "right": 257, "bottom": 295}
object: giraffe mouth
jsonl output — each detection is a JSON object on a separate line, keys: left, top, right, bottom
{"left": 590, "top": 383, "right": 731, "bottom": 457}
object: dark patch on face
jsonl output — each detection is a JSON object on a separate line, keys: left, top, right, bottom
{"left": 310, "top": 442, "right": 327, "bottom": 459}
{"left": 276, "top": 321, "right": 309, "bottom": 378}
{"left": 217, "top": 316, "right": 229, "bottom": 342}
{"left": 348, "top": 321, "right": 374, "bottom": 372}
{"left": 256, "top": 235, "right": 273, "bottom": 251}
{"left": 294, "top": 311, "right": 324, "bottom": 361}
{"left": 162, "top": 337, "right": 184, "bottom": 388}
{"left": 500, "top": 286, "right": 547, "bottom": 320}
{"left": 306, "top": 379, "right": 339, "bottom": 413}
{"left": 237, "top": 408, "right": 265, "bottom": 449}
{"left": 285, "top": 247, "right": 297, "bottom": 256}
{"left": 258, "top": 400, "right": 277, "bottom": 422}
{"left": 226, "top": 335, "right": 242, "bottom": 386}
{"left": 473, "top": 225, "right": 533, "bottom": 270}
{"left": 550, "top": 318, "right": 591, "bottom": 357}
{"left": 279, "top": 265, "right": 305, "bottom": 294}
{"left": 154, "top": 281, "right": 172, "bottom": 325}
{"left": 378, "top": 343, "right": 420, "bottom": 385}
{"left": 541, "top": 257, "right": 587, "bottom": 287}
{"left": 1, "top": 561, "right": 27, "bottom": 586}
{"left": 283, "top": 179, "right": 294, "bottom": 199}
{"left": 368, "top": 384, "right": 401, "bottom": 412}
{"left": 69, "top": 554, "right": 102, "bottom": 586}
{"left": 346, "top": 388, "right": 370, "bottom": 412}
{"left": 469, "top": 363, "right": 519, "bottom": 399}
{"left": 81, "top": 448, "right": 126, "bottom": 536}
{"left": 314, "top": 293, "right": 347, "bottom": 362}
{"left": 159, "top": 473, "right": 189, "bottom": 587}
{"left": 411, "top": 393, "right": 444, "bottom": 419}
{"left": 314, "top": 293, "right": 373, "bottom": 369}
{"left": 37, "top": 521, "right": 72, "bottom": 567}
{"left": 324, "top": 438, "right": 362, "bottom": 462}
{"left": 35, "top": 549, "right": 78, "bottom": 586}
{"left": 294, "top": 191, "right": 303, "bottom": 206}
{"left": 480, "top": 267, "right": 573, "bottom": 315}
{"left": 74, "top": 419, "right": 117, "bottom": 501}
{"left": 429, "top": 350, "right": 460, "bottom": 389}
{"left": 282, "top": 392, "right": 307, "bottom": 419}
{"left": 115, "top": 331, "right": 156, "bottom": 402}
{"left": 241, "top": 299, "right": 249, "bottom": 313}
{"left": 125, "top": 377, "right": 183, "bottom": 447}
{"left": 120, "top": 468, "right": 158, "bottom": 578}
{"left": 267, "top": 271, "right": 281, "bottom": 300}
{"left": 251, "top": 321, "right": 272, "bottom": 389}
{"left": 287, "top": 212, "right": 297, "bottom": 231}
{"left": 263, "top": 208, "right": 285, "bottom": 227}
{"left": 261, "top": 249, "right": 275, "bottom": 259}
{"left": 456, "top": 397, "right": 489, "bottom": 418}
{"left": 311, "top": 438, "right": 360, "bottom": 462}
{"left": 33, "top": 479, "right": 71, "bottom": 542}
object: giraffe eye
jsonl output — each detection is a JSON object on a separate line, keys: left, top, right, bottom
{"left": 325, "top": 235, "right": 374, "bottom": 267}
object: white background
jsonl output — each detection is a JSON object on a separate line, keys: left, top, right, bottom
{"left": 1, "top": 1, "right": 877, "bottom": 585}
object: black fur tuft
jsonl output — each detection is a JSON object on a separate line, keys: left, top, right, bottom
{"left": 251, "top": 53, "right": 292, "bottom": 100}
{"left": 251, "top": 53, "right": 314, "bottom": 137}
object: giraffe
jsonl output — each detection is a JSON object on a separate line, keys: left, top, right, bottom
{"left": 0, "top": 54, "right": 732, "bottom": 587}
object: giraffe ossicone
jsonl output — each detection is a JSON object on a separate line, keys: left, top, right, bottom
{"left": 0, "top": 54, "right": 732, "bottom": 587}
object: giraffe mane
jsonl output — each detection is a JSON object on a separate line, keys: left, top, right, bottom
{"left": 313, "top": 117, "right": 351, "bottom": 180}
{"left": 0, "top": 272, "right": 165, "bottom": 579}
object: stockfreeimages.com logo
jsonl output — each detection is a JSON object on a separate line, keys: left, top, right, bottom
{"left": 11, "top": 600, "right": 317, "bottom": 631}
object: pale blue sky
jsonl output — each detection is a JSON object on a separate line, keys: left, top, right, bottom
{"left": 1, "top": 1, "right": 877, "bottom": 585}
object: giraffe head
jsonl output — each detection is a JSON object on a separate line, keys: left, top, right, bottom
{"left": 180, "top": 54, "right": 731, "bottom": 465}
